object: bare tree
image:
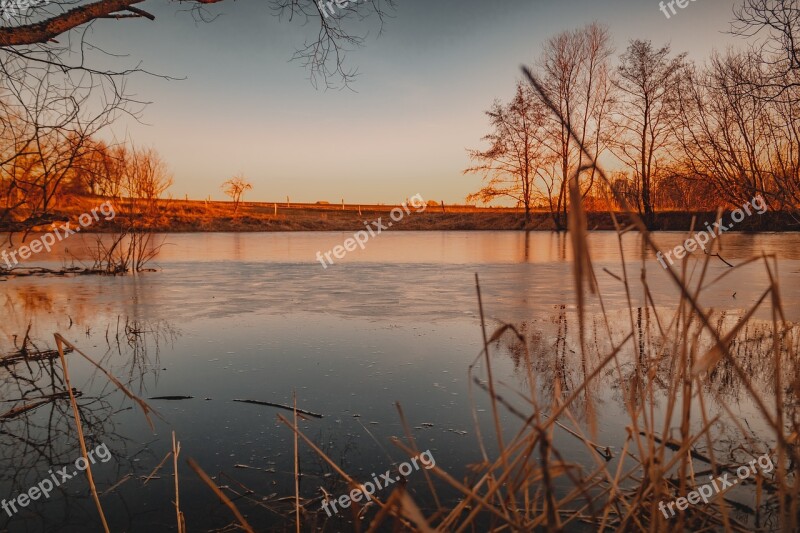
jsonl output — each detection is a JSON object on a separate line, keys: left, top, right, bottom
{"left": 576, "top": 23, "right": 615, "bottom": 201}
{"left": 532, "top": 22, "right": 615, "bottom": 230}
{"left": 221, "top": 174, "right": 252, "bottom": 214}
{"left": 0, "top": 0, "right": 395, "bottom": 89}
{"left": 67, "top": 139, "right": 118, "bottom": 197}
{"left": 673, "top": 50, "right": 800, "bottom": 215}
{"left": 0, "top": 0, "right": 393, "bottom": 253}
{"left": 0, "top": 55, "right": 120, "bottom": 242}
{"left": 613, "top": 40, "right": 686, "bottom": 222}
{"left": 465, "top": 82, "right": 552, "bottom": 223}
{"left": 732, "top": 0, "right": 800, "bottom": 102}
{"left": 727, "top": 0, "right": 800, "bottom": 216}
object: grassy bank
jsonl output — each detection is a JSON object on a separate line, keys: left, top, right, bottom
{"left": 4, "top": 197, "right": 799, "bottom": 232}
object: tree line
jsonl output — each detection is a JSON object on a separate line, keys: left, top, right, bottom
{"left": 465, "top": 1, "right": 800, "bottom": 230}
{"left": 0, "top": 0, "right": 390, "bottom": 238}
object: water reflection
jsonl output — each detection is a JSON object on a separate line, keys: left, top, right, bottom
{"left": 0, "top": 314, "right": 176, "bottom": 532}
{"left": 5, "top": 230, "right": 800, "bottom": 266}
{"left": 0, "top": 231, "right": 798, "bottom": 530}
{"left": 488, "top": 305, "right": 797, "bottom": 529}
{"left": 496, "top": 307, "right": 799, "bottom": 407}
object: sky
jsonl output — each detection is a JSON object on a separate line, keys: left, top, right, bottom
{"left": 87, "top": 0, "right": 743, "bottom": 204}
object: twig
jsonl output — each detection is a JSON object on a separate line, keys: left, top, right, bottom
{"left": 0, "top": 390, "right": 80, "bottom": 420}
{"left": 174, "top": 432, "right": 186, "bottom": 533}
{"left": 706, "top": 251, "right": 735, "bottom": 267}
{"left": 55, "top": 335, "right": 110, "bottom": 533}
{"left": 233, "top": 399, "right": 322, "bottom": 418}
{"left": 186, "top": 458, "right": 255, "bottom": 533}
{"left": 143, "top": 451, "right": 172, "bottom": 485}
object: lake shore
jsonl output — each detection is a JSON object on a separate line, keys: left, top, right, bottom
{"left": 3, "top": 198, "right": 798, "bottom": 232}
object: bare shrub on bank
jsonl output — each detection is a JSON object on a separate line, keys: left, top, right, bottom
{"left": 90, "top": 146, "right": 172, "bottom": 274}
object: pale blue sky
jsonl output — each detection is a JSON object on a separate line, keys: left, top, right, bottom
{"left": 91, "top": 0, "right": 742, "bottom": 203}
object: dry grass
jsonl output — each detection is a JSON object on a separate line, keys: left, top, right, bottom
{"left": 5, "top": 66, "right": 797, "bottom": 530}
{"left": 186, "top": 458, "right": 255, "bottom": 533}
{"left": 54, "top": 334, "right": 110, "bottom": 533}
{"left": 173, "top": 431, "right": 186, "bottom": 533}
{"left": 255, "top": 70, "right": 799, "bottom": 532}
{"left": 4, "top": 195, "right": 794, "bottom": 235}
{"left": 9, "top": 195, "right": 796, "bottom": 531}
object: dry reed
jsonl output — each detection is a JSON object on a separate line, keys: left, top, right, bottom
{"left": 261, "top": 68, "right": 798, "bottom": 532}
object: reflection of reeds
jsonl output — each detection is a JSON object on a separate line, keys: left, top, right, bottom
{"left": 253, "top": 70, "right": 798, "bottom": 531}
{"left": 3, "top": 77, "right": 795, "bottom": 531}
{"left": 293, "top": 392, "right": 301, "bottom": 533}
{"left": 54, "top": 334, "right": 157, "bottom": 430}
{"left": 50, "top": 333, "right": 158, "bottom": 531}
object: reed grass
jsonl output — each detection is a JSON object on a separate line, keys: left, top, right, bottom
{"left": 54, "top": 334, "right": 110, "bottom": 533}
{"left": 186, "top": 458, "right": 255, "bottom": 533}
{"left": 173, "top": 431, "right": 186, "bottom": 533}
{"left": 263, "top": 68, "right": 799, "bottom": 532}
{"left": 7, "top": 63, "right": 795, "bottom": 530}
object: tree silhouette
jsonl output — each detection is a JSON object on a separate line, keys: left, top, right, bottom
{"left": 613, "top": 40, "right": 686, "bottom": 221}
{"left": 221, "top": 175, "right": 252, "bottom": 214}
{"left": 465, "top": 82, "right": 551, "bottom": 224}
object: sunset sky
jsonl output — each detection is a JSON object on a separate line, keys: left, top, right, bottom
{"left": 97, "top": 0, "right": 741, "bottom": 204}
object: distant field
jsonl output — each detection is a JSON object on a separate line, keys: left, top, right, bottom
{"left": 135, "top": 199, "right": 536, "bottom": 231}
{"left": 3, "top": 198, "right": 796, "bottom": 232}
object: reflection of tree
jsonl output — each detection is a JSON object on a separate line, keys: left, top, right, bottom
{"left": 0, "top": 284, "right": 110, "bottom": 346}
{"left": 494, "top": 306, "right": 800, "bottom": 414}
{"left": 0, "top": 316, "right": 177, "bottom": 530}
{"left": 0, "top": 285, "right": 178, "bottom": 383}
{"left": 0, "top": 355, "right": 134, "bottom": 529}
{"left": 483, "top": 305, "right": 798, "bottom": 529}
